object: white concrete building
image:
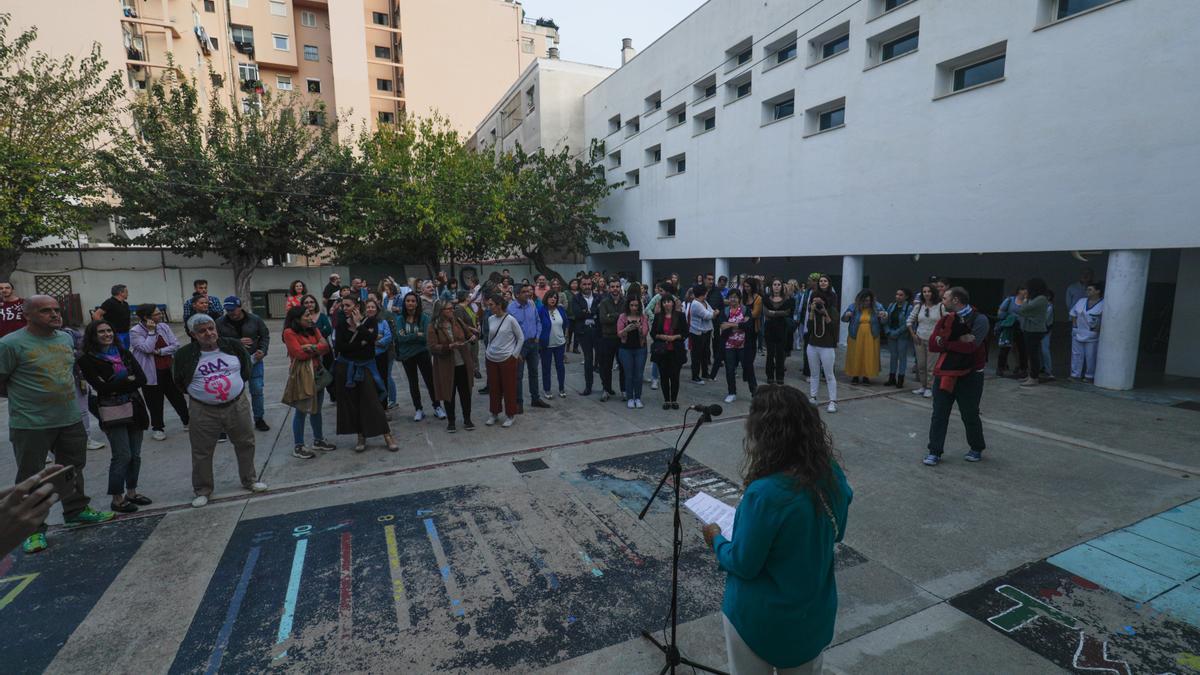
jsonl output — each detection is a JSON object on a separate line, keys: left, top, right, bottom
{"left": 578, "top": 0, "right": 1200, "bottom": 389}
{"left": 469, "top": 55, "right": 613, "bottom": 158}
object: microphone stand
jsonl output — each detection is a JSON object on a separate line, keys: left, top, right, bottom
{"left": 638, "top": 411, "right": 728, "bottom": 675}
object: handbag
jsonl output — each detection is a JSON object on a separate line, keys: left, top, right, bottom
{"left": 312, "top": 360, "right": 334, "bottom": 390}
{"left": 95, "top": 393, "right": 135, "bottom": 427}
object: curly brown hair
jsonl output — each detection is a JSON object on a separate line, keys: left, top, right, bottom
{"left": 741, "top": 384, "right": 841, "bottom": 504}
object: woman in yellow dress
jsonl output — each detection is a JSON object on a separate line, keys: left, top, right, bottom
{"left": 842, "top": 290, "right": 886, "bottom": 385}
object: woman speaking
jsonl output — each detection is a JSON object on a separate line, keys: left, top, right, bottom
{"left": 703, "top": 384, "right": 852, "bottom": 673}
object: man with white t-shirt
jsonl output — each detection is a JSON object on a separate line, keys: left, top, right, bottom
{"left": 173, "top": 313, "right": 267, "bottom": 507}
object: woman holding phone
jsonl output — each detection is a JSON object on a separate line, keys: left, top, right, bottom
{"left": 617, "top": 296, "right": 650, "bottom": 409}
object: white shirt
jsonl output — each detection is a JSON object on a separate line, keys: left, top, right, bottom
{"left": 1070, "top": 298, "right": 1103, "bottom": 342}
{"left": 547, "top": 310, "right": 566, "bottom": 348}
{"left": 187, "top": 349, "right": 245, "bottom": 404}
{"left": 907, "top": 303, "right": 946, "bottom": 340}
{"left": 689, "top": 299, "right": 714, "bottom": 334}
{"left": 485, "top": 313, "right": 524, "bottom": 362}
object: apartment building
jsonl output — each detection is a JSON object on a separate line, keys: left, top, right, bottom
{"left": 5, "top": 0, "right": 560, "bottom": 135}
{"left": 576, "top": 0, "right": 1199, "bottom": 389}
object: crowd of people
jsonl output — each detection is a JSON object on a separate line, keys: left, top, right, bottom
{"left": 0, "top": 264, "right": 1104, "bottom": 557}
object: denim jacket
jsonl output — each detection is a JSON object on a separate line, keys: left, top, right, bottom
{"left": 884, "top": 302, "right": 912, "bottom": 340}
{"left": 842, "top": 302, "right": 886, "bottom": 340}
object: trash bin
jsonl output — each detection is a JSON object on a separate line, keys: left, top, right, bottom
{"left": 250, "top": 291, "right": 270, "bottom": 318}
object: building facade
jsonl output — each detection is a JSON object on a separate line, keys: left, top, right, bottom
{"left": 6, "top": 0, "right": 559, "bottom": 135}
{"left": 577, "top": 0, "right": 1200, "bottom": 388}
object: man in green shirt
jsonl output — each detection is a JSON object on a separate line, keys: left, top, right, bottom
{"left": 0, "top": 295, "right": 114, "bottom": 554}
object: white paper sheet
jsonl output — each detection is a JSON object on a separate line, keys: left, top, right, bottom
{"left": 684, "top": 491, "right": 736, "bottom": 540}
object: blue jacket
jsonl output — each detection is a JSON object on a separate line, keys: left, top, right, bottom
{"left": 536, "top": 305, "right": 568, "bottom": 348}
{"left": 842, "top": 302, "right": 885, "bottom": 340}
{"left": 374, "top": 316, "right": 393, "bottom": 356}
{"left": 884, "top": 302, "right": 912, "bottom": 340}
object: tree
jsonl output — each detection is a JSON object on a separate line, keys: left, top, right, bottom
{"left": 101, "top": 75, "right": 353, "bottom": 299}
{"left": 496, "top": 140, "right": 626, "bottom": 281}
{"left": 0, "top": 13, "right": 124, "bottom": 280}
{"left": 342, "top": 115, "right": 502, "bottom": 275}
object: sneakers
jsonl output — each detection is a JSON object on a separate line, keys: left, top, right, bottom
{"left": 64, "top": 506, "right": 116, "bottom": 526}
{"left": 826, "top": 401, "right": 838, "bottom": 414}
{"left": 254, "top": 418, "right": 270, "bottom": 431}
{"left": 1019, "top": 377, "right": 1038, "bottom": 387}
{"left": 724, "top": 394, "right": 737, "bottom": 404}
{"left": 447, "top": 423, "right": 457, "bottom": 434}
{"left": 635, "top": 399, "right": 644, "bottom": 409}
{"left": 627, "top": 399, "right": 636, "bottom": 409}
{"left": 152, "top": 430, "right": 167, "bottom": 441}
{"left": 922, "top": 454, "right": 940, "bottom": 466}
{"left": 191, "top": 495, "right": 209, "bottom": 508}
{"left": 559, "top": 390, "right": 567, "bottom": 398}
{"left": 292, "top": 444, "right": 316, "bottom": 459}
{"left": 600, "top": 392, "right": 610, "bottom": 402}
{"left": 217, "top": 432, "right": 228, "bottom": 443}
{"left": 414, "top": 409, "right": 425, "bottom": 422}
{"left": 964, "top": 450, "right": 983, "bottom": 462}
{"left": 809, "top": 395, "right": 818, "bottom": 404}
{"left": 924, "top": 389, "right": 933, "bottom": 398}
{"left": 485, "top": 415, "right": 498, "bottom": 426}
{"left": 87, "top": 438, "right": 106, "bottom": 451}
{"left": 22, "top": 533, "right": 47, "bottom": 554}
{"left": 911, "top": 388, "right": 926, "bottom": 396}
{"left": 312, "top": 439, "right": 336, "bottom": 451}
{"left": 248, "top": 482, "right": 269, "bottom": 492}
{"left": 463, "top": 419, "right": 476, "bottom": 431}
{"left": 501, "top": 416, "right": 514, "bottom": 428}
{"left": 650, "top": 379, "right": 659, "bottom": 390}
{"left": 621, "top": 392, "right": 628, "bottom": 402}
{"left": 543, "top": 390, "right": 552, "bottom": 400}
{"left": 433, "top": 406, "right": 447, "bottom": 419}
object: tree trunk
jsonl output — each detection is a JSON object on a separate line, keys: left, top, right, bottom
{"left": 524, "top": 249, "right": 561, "bottom": 283}
{"left": 0, "top": 248, "right": 21, "bottom": 283}
{"left": 230, "top": 253, "right": 258, "bottom": 305}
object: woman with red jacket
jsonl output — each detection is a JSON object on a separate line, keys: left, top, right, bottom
{"left": 924, "top": 286, "right": 989, "bottom": 467}
{"left": 282, "top": 306, "right": 335, "bottom": 458}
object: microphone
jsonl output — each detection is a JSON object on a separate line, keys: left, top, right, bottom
{"left": 688, "top": 403, "right": 723, "bottom": 417}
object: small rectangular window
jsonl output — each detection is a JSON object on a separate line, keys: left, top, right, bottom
{"left": 303, "top": 44, "right": 319, "bottom": 61}
{"left": 668, "top": 153, "right": 686, "bottom": 175}
{"left": 625, "top": 169, "right": 640, "bottom": 187}
{"left": 301, "top": 11, "right": 317, "bottom": 27}
{"left": 203, "top": 0, "right": 215, "bottom": 12}
{"left": 953, "top": 55, "right": 1005, "bottom": 91}
{"left": 372, "top": 12, "right": 389, "bottom": 26}
{"left": 667, "top": 103, "right": 686, "bottom": 129}
{"left": 773, "top": 98, "right": 794, "bottom": 120}
{"left": 882, "top": 31, "right": 919, "bottom": 61}
{"left": 526, "top": 86, "right": 535, "bottom": 111}
{"left": 724, "top": 37, "right": 753, "bottom": 73}
{"left": 819, "top": 107, "right": 845, "bottom": 131}
{"left": 306, "top": 110, "right": 325, "bottom": 126}
{"left": 659, "top": 219, "right": 676, "bottom": 238}
{"left": 762, "top": 89, "right": 796, "bottom": 124}
{"left": 885, "top": 0, "right": 914, "bottom": 9}
{"left": 273, "top": 34, "right": 289, "bottom": 50}
{"left": 777, "top": 43, "right": 797, "bottom": 63}
{"left": 269, "top": 1, "right": 286, "bottom": 17}
{"left": 231, "top": 25, "right": 254, "bottom": 45}
{"left": 608, "top": 150, "right": 621, "bottom": 169}
{"left": 823, "top": 34, "right": 849, "bottom": 59}
{"left": 625, "top": 115, "right": 640, "bottom": 137}
{"left": 378, "top": 111, "right": 395, "bottom": 124}
{"left": 237, "top": 62, "right": 258, "bottom": 82}
{"left": 737, "top": 49, "right": 752, "bottom": 65}
{"left": 1056, "top": 0, "right": 1111, "bottom": 19}
{"left": 377, "top": 78, "right": 393, "bottom": 92}
{"left": 693, "top": 74, "right": 716, "bottom": 102}
{"left": 736, "top": 81, "right": 751, "bottom": 99}
{"left": 608, "top": 114, "right": 621, "bottom": 134}
{"left": 375, "top": 45, "right": 392, "bottom": 59}
{"left": 645, "top": 91, "right": 662, "bottom": 113}
{"left": 705, "top": 84, "right": 717, "bottom": 99}
{"left": 276, "top": 75, "right": 292, "bottom": 91}
{"left": 307, "top": 78, "right": 321, "bottom": 93}
{"left": 694, "top": 108, "right": 716, "bottom": 134}
{"left": 645, "top": 144, "right": 661, "bottom": 165}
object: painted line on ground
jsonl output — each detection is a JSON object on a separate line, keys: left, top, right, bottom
{"left": 205, "top": 546, "right": 261, "bottom": 675}
{"left": 274, "top": 537, "right": 308, "bottom": 659}
{"left": 338, "top": 533, "right": 353, "bottom": 641}
{"left": 424, "top": 517, "right": 466, "bottom": 618}
{"left": 382, "top": 524, "right": 411, "bottom": 630}
{"left": 463, "top": 511, "right": 515, "bottom": 602}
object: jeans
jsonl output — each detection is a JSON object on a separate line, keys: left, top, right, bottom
{"left": 887, "top": 335, "right": 911, "bottom": 375}
{"left": 1040, "top": 333, "right": 1053, "bottom": 376}
{"left": 292, "top": 390, "right": 325, "bottom": 446}
{"left": 1071, "top": 338, "right": 1098, "bottom": 379}
{"left": 619, "top": 347, "right": 647, "bottom": 400}
{"left": 105, "top": 424, "right": 143, "bottom": 496}
{"left": 577, "top": 328, "right": 597, "bottom": 392}
{"left": 690, "top": 331, "right": 711, "bottom": 381}
{"left": 401, "top": 352, "right": 436, "bottom": 411}
{"left": 516, "top": 339, "right": 541, "bottom": 405}
{"left": 146, "top": 367, "right": 190, "bottom": 430}
{"left": 927, "top": 370, "right": 986, "bottom": 456}
{"left": 540, "top": 344, "right": 566, "bottom": 392}
{"left": 724, "top": 347, "right": 743, "bottom": 395}
{"left": 806, "top": 345, "right": 838, "bottom": 402}
{"left": 249, "top": 358, "right": 265, "bottom": 421}
{"left": 381, "top": 351, "right": 397, "bottom": 404}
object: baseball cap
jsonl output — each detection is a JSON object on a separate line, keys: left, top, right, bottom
{"left": 808, "top": 272, "right": 822, "bottom": 281}
{"left": 223, "top": 295, "right": 243, "bottom": 311}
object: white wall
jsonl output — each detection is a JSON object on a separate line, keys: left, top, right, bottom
{"left": 583, "top": 0, "right": 1200, "bottom": 260}
{"left": 1165, "top": 249, "right": 1200, "bottom": 378}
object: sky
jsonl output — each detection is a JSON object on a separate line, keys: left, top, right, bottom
{"left": 518, "top": 0, "right": 709, "bottom": 69}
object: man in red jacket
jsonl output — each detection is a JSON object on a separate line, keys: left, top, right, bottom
{"left": 924, "top": 286, "right": 989, "bottom": 466}
{"left": 0, "top": 281, "right": 27, "bottom": 338}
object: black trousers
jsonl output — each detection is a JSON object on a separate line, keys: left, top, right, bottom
{"left": 709, "top": 330, "right": 725, "bottom": 379}
{"left": 401, "top": 352, "right": 437, "bottom": 410}
{"left": 578, "top": 329, "right": 597, "bottom": 392}
{"left": 659, "top": 358, "right": 682, "bottom": 402}
{"left": 927, "top": 370, "right": 986, "bottom": 456}
{"left": 742, "top": 337, "right": 759, "bottom": 394}
{"left": 598, "top": 336, "right": 621, "bottom": 394}
{"left": 802, "top": 332, "right": 812, "bottom": 376}
{"left": 765, "top": 338, "right": 788, "bottom": 382}
{"left": 146, "top": 367, "right": 190, "bottom": 430}
{"left": 690, "top": 331, "right": 711, "bottom": 381}
{"left": 1024, "top": 331, "right": 1046, "bottom": 378}
{"left": 998, "top": 324, "right": 1028, "bottom": 374}
{"left": 442, "top": 364, "right": 472, "bottom": 423}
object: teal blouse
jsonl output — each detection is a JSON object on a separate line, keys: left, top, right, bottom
{"left": 712, "top": 466, "right": 852, "bottom": 667}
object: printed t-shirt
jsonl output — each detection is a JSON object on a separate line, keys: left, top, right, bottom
{"left": 0, "top": 328, "right": 81, "bottom": 429}
{"left": 187, "top": 349, "right": 245, "bottom": 404}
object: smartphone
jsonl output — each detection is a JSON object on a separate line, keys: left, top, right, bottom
{"left": 35, "top": 465, "right": 77, "bottom": 500}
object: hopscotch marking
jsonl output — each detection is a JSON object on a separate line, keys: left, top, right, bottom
{"left": 1071, "top": 631, "right": 1132, "bottom": 675}
{"left": 499, "top": 505, "right": 560, "bottom": 591}
{"left": 565, "top": 492, "right": 644, "bottom": 567}
{"left": 0, "top": 573, "right": 39, "bottom": 612}
{"left": 205, "top": 546, "right": 261, "bottom": 675}
{"left": 274, "top": 526, "right": 311, "bottom": 660}
{"left": 527, "top": 497, "right": 606, "bottom": 578}
{"left": 381, "top": 522, "right": 411, "bottom": 630}
{"left": 463, "top": 511, "right": 515, "bottom": 601}
{"left": 424, "top": 517, "right": 466, "bottom": 618}
{"left": 987, "top": 585, "right": 1079, "bottom": 633}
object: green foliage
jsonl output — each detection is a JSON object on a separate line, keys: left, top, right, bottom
{"left": 0, "top": 13, "right": 124, "bottom": 276}
{"left": 101, "top": 75, "right": 353, "bottom": 297}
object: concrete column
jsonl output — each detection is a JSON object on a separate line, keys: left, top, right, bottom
{"left": 839, "top": 255, "right": 863, "bottom": 345}
{"left": 1165, "top": 249, "right": 1200, "bottom": 378}
{"left": 585, "top": 255, "right": 596, "bottom": 274}
{"left": 640, "top": 259, "right": 653, "bottom": 285}
{"left": 714, "top": 258, "right": 730, "bottom": 283}
{"left": 1095, "top": 249, "right": 1151, "bottom": 391}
